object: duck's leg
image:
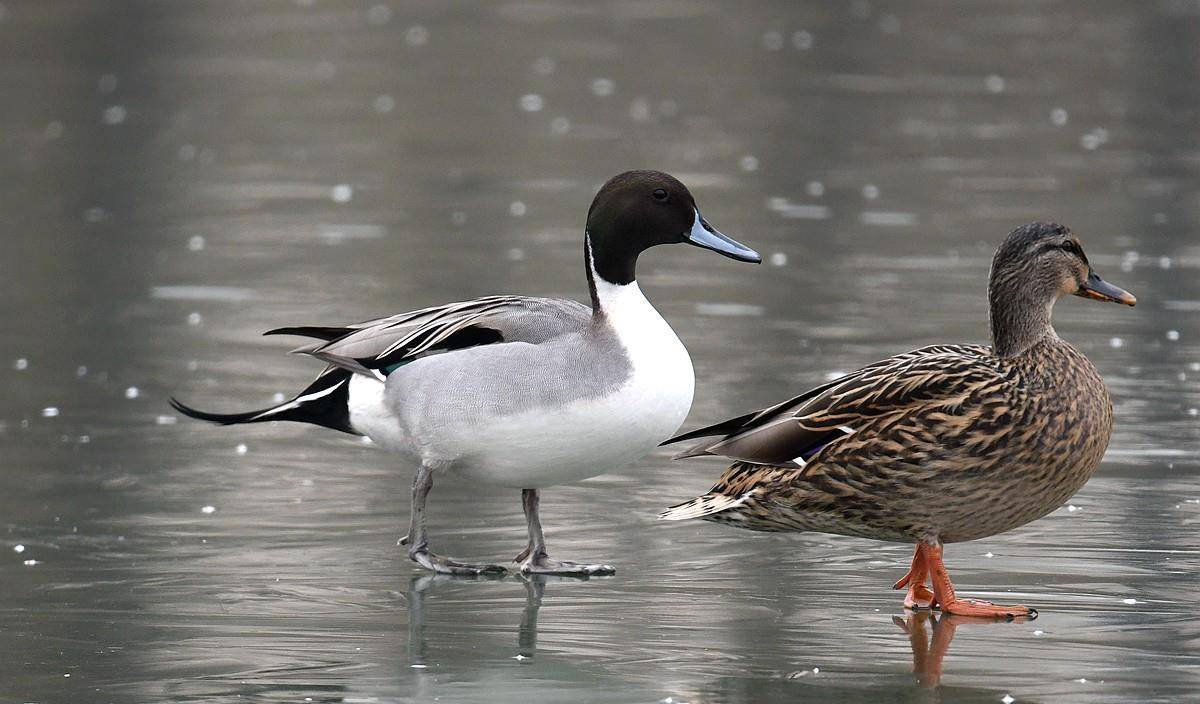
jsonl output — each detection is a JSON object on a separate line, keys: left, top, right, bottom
{"left": 923, "top": 543, "right": 1035, "bottom": 619}
{"left": 893, "top": 544, "right": 936, "bottom": 609}
{"left": 514, "top": 489, "right": 615, "bottom": 576}
{"left": 406, "top": 463, "right": 508, "bottom": 576}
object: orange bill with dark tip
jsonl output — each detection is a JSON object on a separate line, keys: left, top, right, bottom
{"left": 1075, "top": 271, "right": 1137, "bottom": 306}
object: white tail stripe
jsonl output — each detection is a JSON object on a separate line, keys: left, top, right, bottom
{"left": 249, "top": 379, "right": 347, "bottom": 421}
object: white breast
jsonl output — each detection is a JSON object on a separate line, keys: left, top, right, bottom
{"left": 445, "top": 279, "right": 693, "bottom": 487}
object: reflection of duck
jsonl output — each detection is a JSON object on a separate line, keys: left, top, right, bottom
{"left": 662, "top": 223, "right": 1136, "bottom": 617}
{"left": 405, "top": 573, "right": 563, "bottom": 665}
{"left": 894, "top": 610, "right": 1033, "bottom": 688}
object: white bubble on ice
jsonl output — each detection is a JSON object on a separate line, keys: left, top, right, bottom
{"left": 629, "top": 97, "right": 652, "bottom": 122}
{"left": 405, "top": 25, "right": 429, "bottom": 47}
{"left": 1033, "top": 629, "right": 1044, "bottom": 636}
{"left": 235, "top": 443, "right": 248, "bottom": 455}
{"left": 201, "top": 505, "right": 216, "bottom": 514}
{"left": 506, "top": 248, "right": 526, "bottom": 262}
{"left": 1122, "top": 597, "right": 1138, "bottom": 605}
{"left": 806, "top": 181, "right": 825, "bottom": 197}
{"left": 768, "top": 252, "right": 788, "bottom": 267}
{"left": 44, "top": 121, "right": 64, "bottom": 140}
{"left": 187, "top": 235, "right": 205, "bottom": 252}
{"left": 365, "top": 3, "right": 392, "bottom": 25}
{"left": 41, "top": 407, "right": 59, "bottom": 418}
{"left": 1051, "top": 108, "right": 1068, "bottom": 126}
{"left": 590, "top": 78, "right": 615, "bottom": 96}
{"left": 13, "top": 544, "right": 24, "bottom": 553}
{"left": 985, "top": 75, "right": 1005, "bottom": 93}
{"left": 1067, "top": 504, "right": 1079, "bottom": 512}
{"left": 1001, "top": 695, "right": 1015, "bottom": 704}
{"left": 124, "top": 386, "right": 140, "bottom": 399}
{"left": 1109, "top": 337, "right": 1124, "bottom": 349}
{"left": 450, "top": 211, "right": 467, "bottom": 226}
{"left": 1167, "top": 330, "right": 1180, "bottom": 341}
{"left": 373, "top": 94, "right": 395, "bottom": 113}
{"left": 102, "top": 105, "right": 127, "bottom": 125}
{"left": 155, "top": 415, "right": 176, "bottom": 425}
{"left": 739, "top": 155, "right": 759, "bottom": 172}
{"left": 984, "top": 551, "right": 994, "bottom": 557}
{"left": 792, "top": 30, "right": 814, "bottom": 50}
{"left": 331, "top": 184, "right": 353, "bottom": 203}
{"left": 509, "top": 201, "right": 526, "bottom": 217}
{"left": 14, "top": 358, "right": 28, "bottom": 371}
{"left": 1159, "top": 256, "right": 1172, "bottom": 270}
{"left": 519, "top": 94, "right": 544, "bottom": 112}
{"left": 187, "top": 312, "right": 202, "bottom": 326}
{"left": 862, "top": 184, "right": 880, "bottom": 200}
{"left": 273, "top": 392, "right": 286, "bottom": 403}
{"left": 24, "top": 559, "right": 38, "bottom": 566}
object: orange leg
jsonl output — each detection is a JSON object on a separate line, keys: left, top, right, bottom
{"left": 893, "top": 545, "right": 936, "bottom": 609}
{"left": 923, "top": 543, "right": 1036, "bottom": 619}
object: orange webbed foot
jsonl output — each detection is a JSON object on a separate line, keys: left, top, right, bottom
{"left": 941, "top": 598, "right": 1036, "bottom": 620}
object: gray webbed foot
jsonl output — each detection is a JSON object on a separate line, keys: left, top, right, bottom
{"left": 410, "top": 548, "right": 508, "bottom": 576}
{"left": 517, "top": 553, "right": 615, "bottom": 577}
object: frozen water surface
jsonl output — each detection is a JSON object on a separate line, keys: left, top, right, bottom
{"left": 0, "top": 1, "right": 1198, "bottom": 703}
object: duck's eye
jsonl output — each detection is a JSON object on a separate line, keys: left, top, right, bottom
{"left": 652, "top": 188, "right": 669, "bottom": 202}
{"left": 1059, "top": 241, "right": 1082, "bottom": 257}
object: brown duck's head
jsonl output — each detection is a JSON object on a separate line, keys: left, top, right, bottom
{"left": 990, "top": 222, "right": 1137, "bottom": 308}
{"left": 988, "top": 222, "right": 1136, "bottom": 357}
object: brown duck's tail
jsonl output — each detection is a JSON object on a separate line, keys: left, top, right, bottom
{"left": 658, "top": 492, "right": 749, "bottom": 521}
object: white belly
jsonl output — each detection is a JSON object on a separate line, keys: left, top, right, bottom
{"left": 451, "top": 345, "right": 693, "bottom": 487}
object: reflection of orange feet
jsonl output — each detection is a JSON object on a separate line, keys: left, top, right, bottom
{"left": 894, "top": 545, "right": 937, "bottom": 609}
{"left": 920, "top": 542, "right": 1037, "bottom": 621}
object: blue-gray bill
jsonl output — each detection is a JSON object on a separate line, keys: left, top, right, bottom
{"left": 685, "top": 209, "right": 761, "bottom": 263}
{"left": 1076, "top": 270, "right": 1137, "bottom": 306}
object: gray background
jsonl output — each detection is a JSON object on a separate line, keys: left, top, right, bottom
{"left": 1, "top": 1, "right": 1197, "bottom": 702}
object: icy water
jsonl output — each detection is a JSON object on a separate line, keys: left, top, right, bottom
{"left": 2, "top": 1, "right": 1199, "bottom": 702}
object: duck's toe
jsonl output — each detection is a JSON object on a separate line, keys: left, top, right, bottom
{"left": 411, "top": 549, "right": 508, "bottom": 577}
{"left": 941, "top": 598, "right": 1036, "bottom": 621}
{"left": 519, "top": 557, "right": 616, "bottom": 577}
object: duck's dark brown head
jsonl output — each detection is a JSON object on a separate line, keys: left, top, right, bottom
{"left": 988, "top": 222, "right": 1136, "bottom": 356}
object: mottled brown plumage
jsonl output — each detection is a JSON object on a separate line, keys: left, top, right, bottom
{"left": 661, "top": 222, "right": 1136, "bottom": 617}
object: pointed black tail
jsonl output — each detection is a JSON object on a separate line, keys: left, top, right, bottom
{"left": 171, "top": 369, "right": 361, "bottom": 435}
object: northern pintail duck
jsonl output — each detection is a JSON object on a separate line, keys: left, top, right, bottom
{"left": 660, "top": 222, "right": 1135, "bottom": 618}
{"left": 174, "top": 170, "right": 761, "bottom": 576}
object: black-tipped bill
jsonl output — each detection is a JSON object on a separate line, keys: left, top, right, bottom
{"left": 684, "top": 209, "right": 761, "bottom": 263}
{"left": 1076, "top": 270, "right": 1137, "bottom": 306}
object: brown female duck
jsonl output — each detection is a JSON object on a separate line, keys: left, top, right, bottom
{"left": 660, "top": 222, "right": 1136, "bottom": 618}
